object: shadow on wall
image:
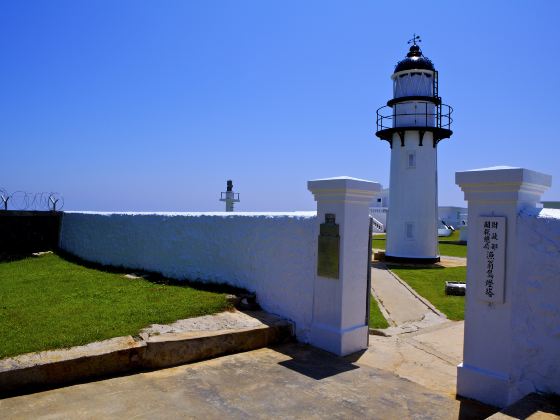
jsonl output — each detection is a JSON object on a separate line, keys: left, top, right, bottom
{"left": 0, "top": 211, "right": 61, "bottom": 254}
{"left": 55, "top": 249, "right": 250, "bottom": 297}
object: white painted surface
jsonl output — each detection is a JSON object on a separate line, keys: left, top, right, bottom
{"left": 459, "top": 226, "right": 468, "bottom": 242}
{"left": 308, "top": 176, "right": 381, "bottom": 356}
{"left": 456, "top": 166, "right": 554, "bottom": 408}
{"left": 219, "top": 191, "right": 240, "bottom": 212}
{"left": 60, "top": 174, "right": 384, "bottom": 358}
{"left": 386, "top": 130, "right": 439, "bottom": 259}
{"left": 380, "top": 51, "right": 448, "bottom": 261}
{"left": 368, "top": 210, "right": 385, "bottom": 233}
{"left": 393, "top": 101, "right": 436, "bottom": 127}
{"left": 510, "top": 207, "right": 560, "bottom": 401}
{"left": 437, "top": 228, "right": 452, "bottom": 237}
{"left": 438, "top": 206, "right": 468, "bottom": 228}
{"left": 60, "top": 211, "right": 318, "bottom": 341}
{"left": 370, "top": 187, "right": 390, "bottom": 209}
{"left": 369, "top": 187, "right": 389, "bottom": 230}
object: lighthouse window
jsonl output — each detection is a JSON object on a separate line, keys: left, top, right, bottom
{"left": 405, "top": 222, "right": 414, "bottom": 239}
{"left": 407, "top": 152, "right": 416, "bottom": 169}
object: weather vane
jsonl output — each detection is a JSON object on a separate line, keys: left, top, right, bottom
{"left": 408, "top": 33, "right": 421, "bottom": 46}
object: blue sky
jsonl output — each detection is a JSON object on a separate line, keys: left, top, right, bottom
{"left": 1, "top": 1, "right": 558, "bottom": 211}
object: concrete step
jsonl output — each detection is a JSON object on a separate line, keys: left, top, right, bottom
{"left": 0, "top": 310, "right": 293, "bottom": 397}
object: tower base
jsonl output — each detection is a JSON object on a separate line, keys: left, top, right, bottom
{"left": 384, "top": 255, "right": 440, "bottom": 264}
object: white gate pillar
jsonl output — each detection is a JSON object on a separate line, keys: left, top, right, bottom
{"left": 307, "top": 177, "right": 381, "bottom": 356}
{"left": 455, "top": 166, "right": 551, "bottom": 407}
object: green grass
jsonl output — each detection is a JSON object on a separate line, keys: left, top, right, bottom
{"left": 389, "top": 265, "right": 466, "bottom": 320}
{"left": 372, "top": 230, "right": 467, "bottom": 258}
{"left": 0, "top": 253, "right": 233, "bottom": 359}
{"left": 369, "top": 294, "right": 389, "bottom": 329}
{"left": 371, "top": 234, "right": 387, "bottom": 250}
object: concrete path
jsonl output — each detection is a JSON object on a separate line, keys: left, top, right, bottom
{"left": 439, "top": 255, "right": 468, "bottom": 267}
{"left": 0, "top": 341, "right": 497, "bottom": 419}
{"left": 371, "top": 262, "right": 447, "bottom": 333}
{"left": 363, "top": 320, "right": 465, "bottom": 396}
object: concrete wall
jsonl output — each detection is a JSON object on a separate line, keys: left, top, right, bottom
{"left": 0, "top": 211, "right": 61, "bottom": 253}
{"left": 308, "top": 177, "right": 380, "bottom": 355}
{"left": 456, "top": 167, "right": 557, "bottom": 408}
{"left": 511, "top": 208, "right": 560, "bottom": 399}
{"left": 59, "top": 211, "right": 318, "bottom": 340}
{"left": 59, "top": 177, "right": 379, "bottom": 357}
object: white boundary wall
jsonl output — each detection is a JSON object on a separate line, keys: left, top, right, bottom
{"left": 59, "top": 177, "right": 380, "bottom": 356}
{"left": 60, "top": 211, "right": 318, "bottom": 340}
{"left": 511, "top": 207, "right": 560, "bottom": 399}
{"left": 456, "top": 167, "right": 559, "bottom": 408}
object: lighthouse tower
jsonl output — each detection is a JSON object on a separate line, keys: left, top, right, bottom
{"left": 219, "top": 180, "right": 240, "bottom": 212}
{"left": 375, "top": 35, "right": 453, "bottom": 263}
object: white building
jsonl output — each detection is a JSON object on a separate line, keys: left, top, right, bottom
{"left": 369, "top": 188, "right": 389, "bottom": 229}
{"left": 438, "top": 206, "right": 467, "bottom": 228}
{"left": 374, "top": 37, "right": 453, "bottom": 263}
{"left": 369, "top": 188, "right": 466, "bottom": 233}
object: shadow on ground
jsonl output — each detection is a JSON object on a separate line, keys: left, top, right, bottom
{"left": 276, "top": 344, "right": 362, "bottom": 380}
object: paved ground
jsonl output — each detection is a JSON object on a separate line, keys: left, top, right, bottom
{"left": 371, "top": 262, "right": 448, "bottom": 334}
{"left": 438, "top": 256, "right": 468, "bottom": 267}
{"left": 371, "top": 262, "right": 434, "bottom": 325}
{"left": 0, "top": 340, "right": 496, "bottom": 419}
{"left": 0, "top": 255, "right": 501, "bottom": 418}
{"left": 368, "top": 259, "right": 467, "bottom": 396}
{"left": 0, "top": 285, "right": 488, "bottom": 420}
{"left": 365, "top": 321, "right": 464, "bottom": 396}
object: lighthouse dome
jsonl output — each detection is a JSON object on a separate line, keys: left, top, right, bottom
{"left": 394, "top": 44, "right": 435, "bottom": 73}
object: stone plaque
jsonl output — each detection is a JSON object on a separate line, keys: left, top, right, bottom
{"left": 317, "top": 213, "right": 340, "bottom": 279}
{"left": 477, "top": 216, "right": 506, "bottom": 303}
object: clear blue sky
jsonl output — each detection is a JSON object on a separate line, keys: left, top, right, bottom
{"left": 1, "top": 1, "right": 558, "bottom": 211}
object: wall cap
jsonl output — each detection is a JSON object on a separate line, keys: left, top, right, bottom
{"left": 456, "top": 167, "right": 552, "bottom": 189}
{"left": 307, "top": 176, "right": 381, "bottom": 196}
{"left": 62, "top": 211, "right": 317, "bottom": 218}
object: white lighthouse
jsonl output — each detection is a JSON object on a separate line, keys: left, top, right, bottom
{"left": 219, "top": 180, "right": 240, "bottom": 212}
{"left": 375, "top": 35, "right": 453, "bottom": 263}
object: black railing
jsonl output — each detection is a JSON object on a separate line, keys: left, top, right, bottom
{"left": 376, "top": 102, "right": 453, "bottom": 132}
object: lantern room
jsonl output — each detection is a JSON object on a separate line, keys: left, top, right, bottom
{"left": 376, "top": 36, "right": 453, "bottom": 147}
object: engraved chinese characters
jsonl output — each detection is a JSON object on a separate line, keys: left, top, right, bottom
{"left": 478, "top": 216, "right": 506, "bottom": 303}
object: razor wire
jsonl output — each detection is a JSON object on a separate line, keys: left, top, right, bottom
{"left": 0, "top": 189, "right": 64, "bottom": 211}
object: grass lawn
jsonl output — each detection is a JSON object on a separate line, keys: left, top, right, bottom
{"left": 369, "top": 294, "right": 389, "bottom": 329}
{"left": 372, "top": 230, "right": 467, "bottom": 258}
{"left": 389, "top": 265, "right": 466, "bottom": 320}
{"left": 0, "top": 253, "right": 233, "bottom": 359}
